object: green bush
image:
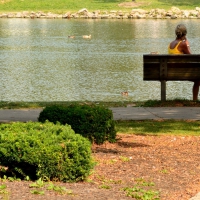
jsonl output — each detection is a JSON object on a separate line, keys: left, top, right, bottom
{"left": 0, "top": 121, "right": 94, "bottom": 182}
{"left": 38, "top": 104, "right": 116, "bottom": 145}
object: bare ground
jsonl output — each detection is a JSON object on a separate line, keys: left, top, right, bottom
{"left": 1, "top": 134, "right": 200, "bottom": 200}
{"left": 118, "top": 2, "right": 147, "bottom": 8}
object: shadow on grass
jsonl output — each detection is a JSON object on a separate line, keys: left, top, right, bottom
{"left": 158, "top": 0, "right": 199, "bottom": 6}
{"left": 92, "top": 139, "right": 150, "bottom": 154}
{"left": 115, "top": 120, "right": 200, "bottom": 136}
{"left": 117, "top": 141, "right": 150, "bottom": 148}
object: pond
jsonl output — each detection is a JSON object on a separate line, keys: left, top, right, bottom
{"left": 1, "top": 18, "right": 200, "bottom": 102}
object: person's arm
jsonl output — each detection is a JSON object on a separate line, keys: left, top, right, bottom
{"left": 180, "top": 37, "right": 191, "bottom": 54}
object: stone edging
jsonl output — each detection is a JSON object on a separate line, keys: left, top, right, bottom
{"left": 0, "top": 6, "right": 200, "bottom": 19}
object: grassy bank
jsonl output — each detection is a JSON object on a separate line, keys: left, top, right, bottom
{"left": 0, "top": 99, "right": 200, "bottom": 109}
{"left": 0, "top": 101, "right": 138, "bottom": 109}
{"left": 0, "top": 0, "right": 199, "bottom": 13}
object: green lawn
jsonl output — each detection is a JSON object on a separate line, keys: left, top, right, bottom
{"left": 1, "top": 99, "right": 200, "bottom": 109}
{"left": 116, "top": 120, "right": 200, "bottom": 136}
{"left": 0, "top": 0, "right": 199, "bottom": 13}
{"left": 0, "top": 101, "right": 137, "bottom": 109}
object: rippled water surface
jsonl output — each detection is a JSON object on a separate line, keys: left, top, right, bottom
{"left": 1, "top": 18, "right": 200, "bottom": 101}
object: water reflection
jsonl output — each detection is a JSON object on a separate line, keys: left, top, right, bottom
{"left": 1, "top": 19, "right": 200, "bottom": 101}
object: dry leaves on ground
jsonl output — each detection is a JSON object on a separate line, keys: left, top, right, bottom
{"left": 1, "top": 134, "right": 200, "bottom": 200}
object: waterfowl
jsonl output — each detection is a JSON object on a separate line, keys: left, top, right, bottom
{"left": 82, "top": 35, "right": 91, "bottom": 39}
{"left": 68, "top": 35, "right": 75, "bottom": 38}
{"left": 121, "top": 91, "right": 128, "bottom": 96}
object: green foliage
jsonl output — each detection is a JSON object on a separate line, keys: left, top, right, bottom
{"left": 99, "top": 184, "right": 111, "bottom": 189}
{"left": 29, "top": 178, "right": 72, "bottom": 195}
{"left": 29, "top": 178, "right": 45, "bottom": 188}
{"left": 0, "top": 184, "right": 9, "bottom": 200}
{"left": 123, "top": 179, "right": 160, "bottom": 200}
{"left": 38, "top": 104, "right": 116, "bottom": 145}
{"left": 0, "top": 185, "right": 6, "bottom": 190}
{"left": 30, "top": 190, "right": 45, "bottom": 195}
{"left": 28, "top": 179, "right": 73, "bottom": 195}
{"left": 123, "top": 187, "right": 160, "bottom": 200}
{"left": 0, "top": 122, "right": 94, "bottom": 182}
{"left": 47, "top": 182, "right": 72, "bottom": 195}
{"left": 119, "top": 156, "right": 130, "bottom": 162}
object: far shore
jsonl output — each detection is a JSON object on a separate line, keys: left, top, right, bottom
{"left": 1, "top": 6, "right": 200, "bottom": 19}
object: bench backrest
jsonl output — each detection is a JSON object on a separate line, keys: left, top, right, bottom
{"left": 143, "top": 54, "right": 200, "bottom": 81}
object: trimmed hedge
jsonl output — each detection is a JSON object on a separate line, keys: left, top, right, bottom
{"left": 0, "top": 121, "right": 94, "bottom": 182}
{"left": 38, "top": 104, "right": 117, "bottom": 145}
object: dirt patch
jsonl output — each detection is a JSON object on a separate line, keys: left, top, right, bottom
{"left": 118, "top": 2, "right": 145, "bottom": 8}
{"left": 1, "top": 134, "right": 200, "bottom": 200}
{"left": 0, "top": 0, "right": 10, "bottom": 3}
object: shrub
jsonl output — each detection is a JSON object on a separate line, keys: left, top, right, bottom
{"left": 38, "top": 104, "right": 116, "bottom": 145}
{"left": 0, "top": 121, "right": 94, "bottom": 182}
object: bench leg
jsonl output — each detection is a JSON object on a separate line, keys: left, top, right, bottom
{"left": 161, "top": 80, "right": 166, "bottom": 101}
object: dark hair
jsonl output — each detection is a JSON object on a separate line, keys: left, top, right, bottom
{"left": 175, "top": 24, "right": 187, "bottom": 38}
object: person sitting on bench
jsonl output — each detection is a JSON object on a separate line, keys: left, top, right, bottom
{"left": 168, "top": 24, "right": 200, "bottom": 101}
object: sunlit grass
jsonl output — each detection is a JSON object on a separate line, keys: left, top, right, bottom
{"left": 116, "top": 120, "right": 200, "bottom": 136}
{"left": 138, "top": 0, "right": 200, "bottom": 10}
{"left": 0, "top": 0, "right": 199, "bottom": 12}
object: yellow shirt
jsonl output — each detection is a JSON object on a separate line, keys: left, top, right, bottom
{"left": 168, "top": 41, "right": 183, "bottom": 54}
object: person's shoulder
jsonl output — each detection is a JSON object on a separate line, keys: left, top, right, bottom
{"left": 180, "top": 40, "right": 188, "bottom": 47}
{"left": 181, "top": 39, "right": 187, "bottom": 43}
{"left": 180, "top": 39, "right": 191, "bottom": 54}
{"left": 169, "top": 40, "right": 178, "bottom": 48}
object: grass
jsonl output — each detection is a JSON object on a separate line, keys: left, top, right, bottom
{"left": 141, "top": 99, "right": 200, "bottom": 107}
{"left": 0, "top": 0, "right": 199, "bottom": 13}
{"left": 0, "top": 101, "right": 137, "bottom": 109}
{"left": 116, "top": 120, "right": 200, "bottom": 136}
{"left": 137, "top": 0, "right": 200, "bottom": 10}
{"left": 0, "top": 99, "right": 200, "bottom": 109}
{"left": 1, "top": 100, "right": 200, "bottom": 137}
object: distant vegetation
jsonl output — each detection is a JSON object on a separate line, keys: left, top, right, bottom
{"left": 0, "top": 0, "right": 199, "bottom": 13}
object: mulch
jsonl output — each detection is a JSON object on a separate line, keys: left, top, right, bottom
{"left": 1, "top": 134, "right": 200, "bottom": 200}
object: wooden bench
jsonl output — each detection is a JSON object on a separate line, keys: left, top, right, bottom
{"left": 143, "top": 54, "right": 200, "bottom": 101}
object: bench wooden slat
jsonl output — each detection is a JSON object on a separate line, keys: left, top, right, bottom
{"left": 168, "top": 66, "right": 200, "bottom": 80}
{"left": 143, "top": 54, "right": 200, "bottom": 81}
{"left": 143, "top": 54, "right": 200, "bottom": 101}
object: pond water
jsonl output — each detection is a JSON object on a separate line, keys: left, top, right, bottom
{"left": 1, "top": 18, "right": 200, "bottom": 102}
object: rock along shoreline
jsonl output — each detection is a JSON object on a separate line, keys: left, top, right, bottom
{"left": 1, "top": 6, "right": 200, "bottom": 19}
